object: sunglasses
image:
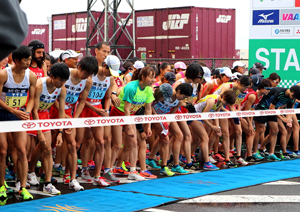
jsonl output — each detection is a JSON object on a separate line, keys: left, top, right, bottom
{"left": 273, "top": 80, "right": 280, "bottom": 84}
{"left": 198, "top": 76, "right": 203, "bottom": 79}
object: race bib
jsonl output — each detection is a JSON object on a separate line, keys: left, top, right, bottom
{"left": 5, "top": 93, "right": 27, "bottom": 108}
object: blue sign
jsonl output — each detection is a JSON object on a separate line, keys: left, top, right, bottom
{"left": 253, "top": 10, "right": 279, "bottom": 25}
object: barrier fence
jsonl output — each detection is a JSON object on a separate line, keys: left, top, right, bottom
{"left": 2, "top": 108, "right": 297, "bottom": 133}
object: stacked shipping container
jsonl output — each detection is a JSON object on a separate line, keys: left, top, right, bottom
{"left": 21, "top": 25, "right": 49, "bottom": 52}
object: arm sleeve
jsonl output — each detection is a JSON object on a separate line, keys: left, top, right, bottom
{"left": 0, "top": 0, "right": 28, "bottom": 60}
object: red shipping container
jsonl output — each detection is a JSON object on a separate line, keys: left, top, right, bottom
{"left": 135, "top": 6, "right": 235, "bottom": 59}
{"left": 52, "top": 11, "right": 132, "bottom": 58}
{"left": 22, "top": 25, "right": 49, "bottom": 52}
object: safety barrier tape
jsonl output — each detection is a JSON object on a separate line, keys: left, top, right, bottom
{"left": 0, "top": 108, "right": 298, "bottom": 133}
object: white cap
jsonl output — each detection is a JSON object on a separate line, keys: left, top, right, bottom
{"left": 220, "top": 67, "right": 233, "bottom": 78}
{"left": 232, "top": 61, "right": 246, "bottom": 69}
{"left": 231, "top": 72, "right": 242, "bottom": 80}
{"left": 174, "top": 62, "right": 186, "bottom": 70}
{"left": 104, "top": 55, "right": 121, "bottom": 77}
{"left": 61, "top": 50, "right": 83, "bottom": 61}
{"left": 203, "top": 67, "right": 212, "bottom": 83}
{"left": 133, "top": 61, "right": 144, "bottom": 69}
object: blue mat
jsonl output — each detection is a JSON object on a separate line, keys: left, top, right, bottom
{"left": 111, "top": 159, "right": 300, "bottom": 199}
{"left": 1, "top": 189, "right": 176, "bottom": 212}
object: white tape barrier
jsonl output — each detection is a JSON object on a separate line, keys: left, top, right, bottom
{"left": 0, "top": 108, "right": 298, "bottom": 133}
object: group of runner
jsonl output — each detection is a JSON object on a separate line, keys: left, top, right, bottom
{"left": 1, "top": 40, "right": 300, "bottom": 201}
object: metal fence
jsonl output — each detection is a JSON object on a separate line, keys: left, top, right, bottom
{"left": 128, "top": 58, "right": 249, "bottom": 70}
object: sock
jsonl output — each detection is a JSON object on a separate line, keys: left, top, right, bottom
{"left": 54, "top": 164, "right": 61, "bottom": 169}
{"left": 45, "top": 182, "right": 51, "bottom": 186}
{"left": 259, "top": 149, "right": 264, "bottom": 153}
{"left": 104, "top": 168, "right": 110, "bottom": 174}
{"left": 148, "top": 158, "right": 154, "bottom": 161}
{"left": 187, "top": 162, "right": 193, "bottom": 166}
{"left": 204, "top": 161, "right": 210, "bottom": 165}
{"left": 130, "top": 167, "right": 136, "bottom": 173}
{"left": 173, "top": 164, "right": 179, "bottom": 168}
{"left": 20, "top": 187, "right": 24, "bottom": 191}
{"left": 236, "top": 156, "right": 241, "bottom": 160}
{"left": 269, "top": 153, "right": 273, "bottom": 156}
{"left": 161, "top": 166, "right": 165, "bottom": 170}
{"left": 94, "top": 176, "right": 99, "bottom": 179}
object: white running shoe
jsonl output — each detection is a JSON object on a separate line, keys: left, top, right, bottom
{"left": 69, "top": 179, "right": 84, "bottom": 192}
{"left": 27, "top": 172, "right": 39, "bottom": 186}
{"left": 237, "top": 157, "right": 248, "bottom": 166}
{"left": 81, "top": 169, "right": 93, "bottom": 182}
{"left": 128, "top": 172, "right": 145, "bottom": 181}
{"left": 43, "top": 183, "right": 61, "bottom": 195}
{"left": 15, "top": 181, "right": 30, "bottom": 192}
{"left": 209, "top": 155, "right": 217, "bottom": 164}
{"left": 93, "top": 176, "right": 110, "bottom": 187}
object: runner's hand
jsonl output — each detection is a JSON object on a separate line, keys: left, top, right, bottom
{"left": 96, "top": 108, "right": 109, "bottom": 117}
{"left": 13, "top": 110, "right": 30, "bottom": 120}
{"left": 65, "top": 114, "right": 71, "bottom": 119}
{"left": 144, "top": 126, "right": 152, "bottom": 137}
{"left": 56, "top": 134, "right": 63, "bottom": 147}
{"left": 111, "top": 95, "right": 120, "bottom": 107}
{"left": 37, "top": 132, "right": 46, "bottom": 145}
{"left": 64, "top": 128, "right": 73, "bottom": 134}
{"left": 140, "top": 132, "right": 147, "bottom": 140}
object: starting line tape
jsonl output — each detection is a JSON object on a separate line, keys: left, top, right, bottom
{"left": 0, "top": 108, "right": 298, "bottom": 133}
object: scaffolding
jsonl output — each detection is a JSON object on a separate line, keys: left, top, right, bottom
{"left": 85, "top": 0, "right": 135, "bottom": 59}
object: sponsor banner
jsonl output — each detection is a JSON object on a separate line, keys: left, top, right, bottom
{"left": 280, "top": 9, "right": 300, "bottom": 25}
{"left": 253, "top": 0, "right": 294, "bottom": 8}
{"left": 271, "top": 27, "right": 293, "bottom": 37}
{"left": 249, "top": 39, "right": 300, "bottom": 87}
{"left": 252, "top": 10, "right": 279, "bottom": 25}
{"left": 0, "top": 108, "right": 299, "bottom": 133}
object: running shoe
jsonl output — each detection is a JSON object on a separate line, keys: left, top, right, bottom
{"left": 279, "top": 152, "right": 291, "bottom": 160}
{"left": 0, "top": 197, "right": 8, "bottom": 206}
{"left": 140, "top": 170, "right": 157, "bottom": 179}
{"left": 0, "top": 185, "right": 7, "bottom": 198}
{"left": 184, "top": 163, "right": 202, "bottom": 171}
{"left": 267, "top": 154, "right": 281, "bottom": 161}
{"left": 179, "top": 155, "right": 187, "bottom": 164}
{"left": 27, "top": 172, "right": 39, "bottom": 186}
{"left": 81, "top": 169, "right": 93, "bottom": 182}
{"left": 40, "top": 173, "right": 57, "bottom": 184}
{"left": 246, "top": 156, "right": 262, "bottom": 163}
{"left": 5, "top": 168, "right": 13, "bottom": 181}
{"left": 103, "top": 170, "right": 120, "bottom": 183}
{"left": 191, "top": 154, "right": 199, "bottom": 163}
{"left": 203, "top": 161, "right": 219, "bottom": 171}
{"left": 260, "top": 149, "right": 270, "bottom": 157}
{"left": 213, "top": 153, "right": 225, "bottom": 162}
{"left": 146, "top": 158, "right": 161, "bottom": 169}
{"left": 294, "top": 151, "right": 300, "bottom": 157}
{"left": 93, "top": 176, "right": 110, "bottom": 187}
{"left": 121, "top": 161, "right": 129, "bottom": 172}
{"left": 63, "top": 174, "right": 71, "bottom": 184}
{"left": 69, "top": 179, "right": 84, "bottom": 192}
{"left": 113, "top": 167, "right": 130, "bottom": 176}
{"left": 236, "top": 157, "right": 248, "bottom": 166}
{"left": 52, "top": 165, "right": 62, "bottom": 176}
{"left": 4, "top": 181, "right": 14, "bottom": 194}
{"left": 160, "top": 167, "right": 175, "bottom": 177}
{"left": 87, "top": 160, "right": 95, "bottom": 169}
{"left": 280, "top": 150, "right": 294, "bottom": 159}
{"left": 252, "top": 152, "right": 264, "bottom": 160}
{"left": 77, "top": 159, "right": 82, "bottom": 165}
{"left": 128, "top": 171, "right": 145, "bottom": 181}
{"left": 223, "top": 160, "right": 237, "bottom": 168}
{"left": 43, "top": 183, "right": 61, "bottom": 195}
{"left": 19, "top": 188, "right": 33, "bottom": 200}
{"left": 209, "top": 155, "right": 217, "bottom": 164}
{"left": 36, "top": 161, "right": 42, "bottom": 168}
{"left": 14, "top": 181, "right": 30, "bottom": 192}
{"left": 59, "top": 169, "right": 65, "bottom": 177}
{"left": 171, "top": 165, "right": 189, "bottom": 174}
{"left": 124, "top": 162, "right": 131, "bottom": 170}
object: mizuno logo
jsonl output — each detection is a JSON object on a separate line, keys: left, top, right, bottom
{"left": 259, "top": 12, "right": 274, "bottom": 20}
{"left": 162, "top": 13, "right": 190, "bottom": 30}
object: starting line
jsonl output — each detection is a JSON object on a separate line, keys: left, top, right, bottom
{"left": 2, "top": 159, "right": 300, "bottom": 212}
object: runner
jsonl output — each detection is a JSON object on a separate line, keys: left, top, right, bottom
{"left": 50, "top": 56, "right": 98, "bottom": 191}
{"left": 232, "top": 61, "right": 246, "bottom": 74}
{"left": 76, "top": 55, "right": 117, "bottom": 187}
{"left": 111, "top": 66, "right": 156, "bottom": 181}
{"left": 174, "top": 62, "right": 186, "bottom": 81}
{"left": 0, "top": 45, "right": 37, "bottom": 200}
{"left": 27, "top": 63, "right": 69, "bottom": 195}
{"left": 61, "top": 50, "right": 83, "bottom": 69}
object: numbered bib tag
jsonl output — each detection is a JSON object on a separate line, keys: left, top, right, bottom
{"left": 88, "top": 87, "right": 107, "bottom": 101}
{"left": 39, "top": 101, "right": 54, "bottom": 110}
{"left": 5, "top": 93, "right": 27, "bottom": 108}
{"left": 66, "top": 91, "right": 80, "bottom": 105}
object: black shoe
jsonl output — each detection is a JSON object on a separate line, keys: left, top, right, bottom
{"left": 223, "top": 160, "right": 237, "bottom": 168}
{"left": 184, "top": 163, "right": 202, "bottom": 171}
{"left": 245, "top": 156, "right": 261, "bottom": 163}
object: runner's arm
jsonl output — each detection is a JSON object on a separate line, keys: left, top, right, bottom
{"left": 25, "top": 71, "right": 37, "bottom": 114}
{"left": 74, "top": 78, "right": 92, "bottom": 118}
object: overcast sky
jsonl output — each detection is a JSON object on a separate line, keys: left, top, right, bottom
{"left": 20, "top": 0, "right": 250, "bottom": 49}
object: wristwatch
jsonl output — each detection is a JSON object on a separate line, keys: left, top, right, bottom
{"left": 111, "top": 91, "right": 117, "bottom": 96}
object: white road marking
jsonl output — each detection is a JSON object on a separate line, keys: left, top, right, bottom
{"left": 262, "top": 180, "right": 300, "bottom": 185}
{"left": 180, "top": 195, "right": 300, "bottom": 203}
{"left": 144, "top": 209, "right": 176, "bottom": 212}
